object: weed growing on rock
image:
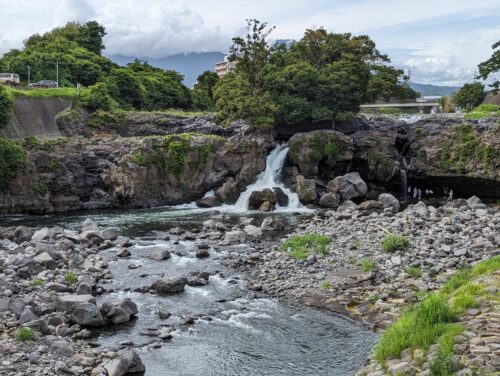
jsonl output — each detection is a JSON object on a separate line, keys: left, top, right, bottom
{"left": 381, "top": 234, "right": 409, "bottom": 253}
{"left": 64, "top": 271, "right": 77, "bottom": 284}
{"left": 280, "top": 233, "right": 331, "bottom": 260}
{"left": 321, "top": 281, "right": 332, "bottom": 290}
{"left": 407, "top": 267, "right": 423, "bottom": 278}
{"left": 361, "top": 259, "right": 376, "bottom": 272}
{"left": 15, "top": 327, "right": 36, "bottom": 342}
{"left": 31, "top": 278, "right": 45, "bottom": 287}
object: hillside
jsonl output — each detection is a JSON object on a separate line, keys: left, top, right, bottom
{"left": 410, "top": 82, "right": 460, "bottom": 96}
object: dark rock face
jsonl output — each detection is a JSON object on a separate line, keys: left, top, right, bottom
{"left": 248, "top": 189, "right": 277, "bottom": 210}
{"left": 100, "top": 298, "right": 138, "bottom": 324}
{"left": 150, "top": 277, "right": 188, "bottom": 294}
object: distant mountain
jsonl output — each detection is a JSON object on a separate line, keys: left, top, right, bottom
{"left": 108, "top": 51, "right": 225, "bottom": 87}
{"left": 409, "top": 82, "right": 460, "bottom": 97}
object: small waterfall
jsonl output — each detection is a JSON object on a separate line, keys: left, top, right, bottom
{"left": 232, "top": 144, "right": 303, "bottom": 212}
{"left": 400, "top": 158, "right": 409, "bottom": 204}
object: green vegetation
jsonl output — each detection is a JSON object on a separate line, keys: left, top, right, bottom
{"left": 438, "top": 124, "right": 498, "bottom": 173}
{"left": 7, "top": 86, "right": 81, "bottom": 98}
{"left": 407, "top": 267, "right": 423, "bottom": 278}
{"left": 31, "top": 277, "right": 45, "bottom": 287}
{"left": 360, "top": 259, "right": 376, "bottom": 272}
{"left": 192, "top": 70, "right": 219, "bottom": 111}
{"left": 321, "top": 280, "right": 332, "bottom": 290}
{"left": 381, "top": 233, "right": 409, "bottom": 253}
{"left": 0, "top": 137, "right": 26, "bottom": 190}
{"left": 0, "top": 84, "right": 15, "bottom": 129}
{"left": 280, "top": 233, "right": 331, "bottom": 260}
{"left": 478, "top": 40, "right": 499, "bottom": 92}
{"left": 374, "top": 256, "right": 500, "bottom": 372}
{"left": 131, "top": 134, "right": 216, "bottom": 175}
{"left": 214, "top": 19, "right": 417, "bottom": 127}
{"left": 15, "top": 327, "right": 36, "bottom": 342}
{"left": 464, "top": 103, "right": 500, "bottom": 120}
{"left": 453, "top": 82, "right": 485, "bottom": 112}
{"left": 64, "top": 271, "right": 77, "bottom": 284}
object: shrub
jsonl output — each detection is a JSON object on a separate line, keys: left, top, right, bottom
{"left": 15, "top": 327, "right": 36, "bottom": 342}
{"left": 80, "top": 83, "right": 114, "bottom": 112}
{"left": 381, "top": 233, "right": 409, "bottom": 253}
{"left": 360, "top": 259, "right": 376, "bottom": 272}
{"left": 407, "top": 267, "right": 423, "bottom": 278}
{"left": 0, "top": 136, "right": 26, "bottom": 190}
{"left": 64, "top": 271, "right": 77, "bottom": 284}
{"left": 31, "top": 278, "right": 45, "bottom": 287}
{"left": 280, "top": 233, "right": 331, "bottom": 260}
{"left": 0, "top": 84, "right": 15, "bottom": 129}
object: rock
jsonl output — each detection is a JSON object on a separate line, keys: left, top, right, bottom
{"left": 222, "top": 230, "right": 245, "bottom": 244}
{"left": 357, "top": 200, "right": 383, "bottom": 211}
{"left": 116, "top": 248, "right": 131, "bottom": 258}
{"left": 248, "top": 189, "right": 276, "bottom": 210}
{"left": 0, "top": 297, "right": 26, "bottom": 318}
{"left": 47, "top": 282, "right": 71, "bottom": 293}
{"left": 387, "top": 361, "right": 415, "bottom": 375}
{"left": 70, "top": 302, "right": 106, "bottom": 326}
{"left": 55, "top": 294, "right": 97, "bottom": 312}
{"left": 195, "top": 249, "right": 210, "bottom": 258}
{"left": 467, "top": 195, "right": 487, "bottom": 210}
{"left": 273, "top": 187, "right": 289, "bottom": 206}
{"left": 158, "top": 307, "right": 171, "bottom": 319}
{"left": 102, "top": 229, "right": 118, "bottom": 241}
{"left": 319, "top": 192, "right": 341, "bottom": 208}
{"left": 151, "top": 277, "right": 187, "bottom": 293}
{"left": 81, "top": 218, "right": 99, "bottom": 232}
{"left": 259, "top": 201, "right": 273, "bottom": 212}
{"left": 296, "top": 175, "right": 317, "bottom": 204}
{"left": 46, "top": 337, "right": 74, "bottom": 357}
{"left": 54, "top": 360, "right": 72, "bottom": 374}
{"left": 337, "top": 200, "right": 358, "bottom": 212}
{"left": 31, "top": 227, "right": 51, "bottom": 243}
{"left": 149, "top": 248, "right": 171, "bottom": 261}
{"left": 101, "top": 298, "right": 138, "bottom": 324}
{"left": 261, "top": 217, "right": 285, "bottom": 232}
{"left": 104, "top": 349, "right": 145, "bottom": 376}
{"left": 196, "top": 196, "right": 221, "bottom": 208}
{"left": 18, "top": 307, "right": 38, "bottom": 324}
{"left": 328, "top": 172, "right": 367, "bottom": 200}
{"left": 33, "top": 251, "right": 57, "bottom": 270}
{"left": 244, "top": 225, "right": 263, "bottom": 237}
{"left": 215, "top": 178, "right": 240, "bottom": 204}
{"left": 14, "top": 226, "right": 33, "bottom": 243}
{"left": 378, "top": 193, "right": 400, "bottom": 213}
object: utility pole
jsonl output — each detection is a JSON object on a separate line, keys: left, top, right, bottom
{"left": 56, "top": 60, "right": 59, "bottom": 87}
{"left": 27, "top": 65, "right": 30, "bottom": 86}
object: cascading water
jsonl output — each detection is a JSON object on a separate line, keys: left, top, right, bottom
{"left": 400, "top": 158, "right": 409, "bottom": 204}
{"left": 232, "top": 143, "right": 305, "bottom": 212}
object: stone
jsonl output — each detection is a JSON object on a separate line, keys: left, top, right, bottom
{"left": 14, "top": 226, "right": 33, "bottom": 243}
{"left": 222, "top": 230, "right": 245, "bottom": 244}
{"left": 104, "top": 349, "right": 145, "bottom": 376}
{"left": 215, "top": 178, "right": 240, "bottom": 204}
{"left": 149, "top": 248, "right": 171, "bottom": 261}
{"left": 196, "top": 196, "right": 221, "bottom": 208}
{"left": 244, "top": 225, "right": 263, "bottom": 237}
{"left": 357, "top": 200, "right": 383, "bottom": 211}
{"left": 18, "top": 307, "right": 38, "bottom": 324}
{"left": 328, "top": 172, "right": 367, "bottom": 200}
{"left": 273, "top": 187, "right": 289, "bottom": 207}
{"left": 101, "top": 298, "right": 138, "bottom": 324}
{"left": 158, "top": 307, "right": 171, "bottom": 319}
{"left": 248, "top": 189, "right": 276, "bottom": 210}
{"left": 81, "top": 218, "right": 99, "bottom": 233}
{"left": 195, "top": 249, "right": 210, "bottom": 258}
{"left": 70, "top": 302, "right": 106, "bottom": 326}
{"left": 102, "top": 229, "right": 118, "bottom": 241}
{"left": 337, "top": 200, "right": 358, "bottom": 213}
{"left": 116, "top": 248, "right": 131, "bottom": 258}
{"left": 261, "top": 217, "right": 285, "bottom": 232}
{"left": 467, "top": 195, "right": 486, "bottom": 210}
{"left": 378, "top": 193, "right": 400, "bottom": 213}
{"left": 319, "top": 192, "right": 341, "bottom": 208}
{"left": 33, "top": 251, "right": 57, "bottom": 270}
{"left": 151, "top": 277, "right": 187, "bottom": 293}
{"left": 31, "top": 228, "right": 51, "bottom": 243}
{"left": 387, "top": 361, "right": 414, "bottom": 375}
{"left": 55, "top": 294, "right": 97, "bottom": 312}
{"left": 296, "top": 175, "right": 317, "bottom": 204}
{"left": 259, "top": 201, "right": 273, "bottom": 212}
{"left": 46, "top": 337, "right": 74, "bottom": 357}
{"left": 54, "top": 360, "right": 72, "bottom": 374}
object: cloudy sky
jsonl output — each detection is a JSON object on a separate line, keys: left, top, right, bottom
{"left": 0, "top": 0, "right": 498, "bottom": 86}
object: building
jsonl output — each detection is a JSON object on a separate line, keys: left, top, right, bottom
{"left": 215, "top": 55, "right": 237, "bottom": 77}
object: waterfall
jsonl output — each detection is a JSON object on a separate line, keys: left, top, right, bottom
{"left": 400, "top": 158, "right": 409, "bottom": 204}
{"left": 232, "top": 144, "right": 303, "bottom": 212}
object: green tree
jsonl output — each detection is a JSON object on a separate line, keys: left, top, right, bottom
{"left": 0, "top": 85, "right": 15, "bottom": 129}
{"left": 75, "top": 21, "right": 107, "bottom": 55}
{"left": 192, "top": 70, "right": 219, "bottom": 110}
{"left": 453, "top": 82, "right": 485, "bottom": 112}
{"left": 0, "top": 136, "right": 26, "bottom": 190}
{"left": 107, "top": 68, "right": 144, "bottom": 109}
{"left": 80, "top": 83, "right": 114, "bottom": 111}
{"left": 478, "top": 41, "right": 499, "bottom": 93}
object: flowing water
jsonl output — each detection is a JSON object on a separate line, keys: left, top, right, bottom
{"left": 2, "top": 144, "right": 377, "bottom": 375}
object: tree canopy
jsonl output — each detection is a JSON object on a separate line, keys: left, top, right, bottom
{"left": 214, "top": 20, "right": 418, "bottom": 126}
{"left": 453, "top": 82, "right": 485, "bottom": 112}
{"left": 478, "top": 41, "right": 499, "bottom": 93}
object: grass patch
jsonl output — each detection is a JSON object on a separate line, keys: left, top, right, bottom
{"left": 64, "top": 271, "right": 77, "bottom": 284}
{"left": 280, "top": 233, "right": 331, "bottom": 260}
{"left": 15, "top": 327, "right": 37, "bottom": 342}
{"left": 407, "top": 267, "right": 423, "bottom": 278}
{"left": 464, "top": 104, "right": 500, "bottom": 120}
{"left": 360, "top": 259, "right": 376, "bottom": 272}
{"left": 321, "top": 280, "right": 332, "bottom": 290}
{"left": 31, "top": 277, "right": 45, "bottom": 287}
{"left": 7, "top": 86, "right": 82, "bottom": 99}
{"left": 381, "top": 233, "right": 409, "bottom": 253}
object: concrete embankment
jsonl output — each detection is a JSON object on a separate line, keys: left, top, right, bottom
{"left": 1, "top": 97, "right": 72, "bottom": 140}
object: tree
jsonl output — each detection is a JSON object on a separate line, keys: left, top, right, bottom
{"left": 478, "top": 41, "right": 499, "bottom": 93}
{"left": 80, "top": 83, "right": 114, "bottom": 111}
{"left": 75, "top": 21, "right": 107, "bottom": 55}
{"left": 0, "top": 136, "right": 26, "bottom": 190}
{"left": 453, "top": 82, "right": 485, "bottom": 112}
{"left": 192, "top": 71, "right": 219, "bottom": 110}
{"left": 194, "top": 71, "right": 219, "bottom": 98}
{"left": 0, "top": 85, "right": 15, "bottom": 129}
{"left": 107, "top": 68, "right": 144, "bottom": 109}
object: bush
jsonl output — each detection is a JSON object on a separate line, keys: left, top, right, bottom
{"left": 0, "top": 84, "right": 15, "bottom": 129}
{"left": 280, "top": 233, "right": 331, "bottom": 260}
{"left": 381, "top": 233, "right": 409, "bottom": 253}
{"left": 15, "top": 327, "right": 36, "bottom": 342}
{"left": 407, "top": 267, "right": 423, "bottom": 278}
{"left": 31, "top": 277, "right": 45, "bottom": 287}
{"left": 321, "top": 280, "right": 332, "bottom": 290}
{"left": 80, "top": 83, "right": 114, "bottom": 112}
{"left": 360, "top": 259, "right": 376, "bottom": 272}
{"left": 0, "top": 136, "right": 26, "bottom": 190}
{"left": 64, "top": 271, "right": 77, "bottom": 284}
{"left": 453, "top": 82, "right": 485, "bottom": 112}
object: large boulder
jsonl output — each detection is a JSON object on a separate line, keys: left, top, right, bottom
{"left": 55, "top": 294, "right": 96, "bottom": 312}
{"left": 100, "top": 298, "right": 138, "bottom": 324}
{"left": 261, "top": 217, "right": 285, "bottom": 232}
{"left": 151, "top": 277, "right": 187, "bottom": 294}
{"left": 149, "top": 248, "right": 171, "bottom": 261}
{"left": 273, "top": 187, "right": 289, "bottom": 207}
{"left": 215, "top": 178, "right": 240, "bottom": 204}
{"left": 70, "top": 302, "right": 106, "bottom": 326}
{"left": 196, "top": 196, "right": 220, "bottom": 208}
{"left": 104, "top": 349, "right": 145, "bottom": 376}
{"left": 319, "top": 192, "right": 341, "bottom": 208}
{"left": 14, "top": 226, "right": 33, "bottom": 243}
{"left": 378, "top": 193, "right": 400, "bottom": 213}
{"left": 248, "top": 189, "right": 276, "bottom": 210}
{"left": 296, "top": 175, "right": 317, "bottom": 204}
{"left": 328, "top": 172, "right": 367, "bottom": 201}
{"left": 222, "top": 230, "right": 245, "bottom": 244}
{"left": 244, "top": 225, "right": 263, "bottom": 237}
{"left": 33, "top": 252, "right": 57, "bottom": 270}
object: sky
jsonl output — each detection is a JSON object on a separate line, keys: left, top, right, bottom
{"left": 0, "top": 0, "right": 498, "bottom": 86}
